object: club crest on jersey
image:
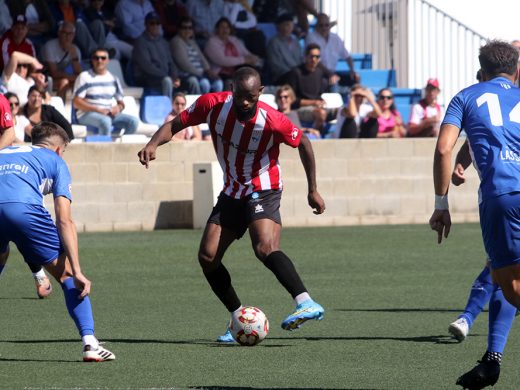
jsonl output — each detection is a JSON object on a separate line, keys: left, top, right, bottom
{"left": 255, "top": 203, "right": 264, "bottom": 213}
{"left": 291, "top": 128, "right": 299, "bottom": 140}
{"left": 251, "top": 192, "right": 259, "bottom": 199}
{"left": 251, "top": 130, "right": 262, "bottom": 142}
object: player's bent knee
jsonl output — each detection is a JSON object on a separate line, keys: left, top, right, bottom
{"left": 198, "top": 250, "right": 219, "bottom": 269}
{"left": 253, "top": 243, "right": 277, "bottom": 261}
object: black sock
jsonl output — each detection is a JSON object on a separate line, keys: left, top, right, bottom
{"left": 27, "top": 262, "right": 42, "bottom": 273}
{"left": 262, "top": 251, "right": 306, "bottom": 298}
{"left": 203, "top": 264, "right": 241, "bottom": 312}
{"left": 483, "top": 351, "right": 502, "bottom": 365}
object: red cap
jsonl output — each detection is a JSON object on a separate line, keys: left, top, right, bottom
{"left": 426, "top": 78, "right": 440, "bottom": 89}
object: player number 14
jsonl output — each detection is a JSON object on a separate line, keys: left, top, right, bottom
{"left": 477, "top": 92, "right": 520, "bottom": 126}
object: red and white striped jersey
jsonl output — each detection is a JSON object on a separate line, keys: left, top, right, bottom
{"left": 179, "top": 92, "right": 302, "bottom": 199}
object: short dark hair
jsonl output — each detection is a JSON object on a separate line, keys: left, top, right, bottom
{"left": 31, "top": 121, "right": 70, "bottom": 145}
{"left": 90, "top": 47, "right": 109, "bottom": 58}
{"left": 232, "top": 66, "right": 260, "bottom": 85}
{"left": 479, "top": 40, "right": 519, "bottom": 78}
{"left": 215, "top": 17, "right": 234, "bottom": 34}
{"left": 305, "top": 43, "right": 321, "bottom": 55}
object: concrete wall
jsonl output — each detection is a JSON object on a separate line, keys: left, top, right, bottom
{"left": 45, "top": 139, "right": 480, "bottom": 232}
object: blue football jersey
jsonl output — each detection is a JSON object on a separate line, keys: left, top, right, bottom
{"left": 0, "top": 145, "right": 72, "bottom": 205}
{"left": 443, "top": 77, "right": 520, "bottom": 202}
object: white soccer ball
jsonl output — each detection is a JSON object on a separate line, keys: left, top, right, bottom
{"left": 230, "top": 306, "right": 269, "bottom": 346}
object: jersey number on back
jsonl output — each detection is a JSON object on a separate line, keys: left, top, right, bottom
{"left": 477, "top": 92, "right": 520, "bottom": 126}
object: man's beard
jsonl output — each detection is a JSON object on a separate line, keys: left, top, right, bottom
{"left": 235, "top": 103, "right": 257, "bottom": 122}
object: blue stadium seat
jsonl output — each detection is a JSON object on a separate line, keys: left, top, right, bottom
{"left": 396, "top": 103, "right": 412, "bottom": 125}
{"left": 335, "top": 54, "right": 372, "bottom": 73}
{"left": 140, "top": 95, "right": 172, "bottom": 126}
{"left": 358, "top": 69, "right": 397, "bottom": 88}
{"left": 391, "top": 88, "right": 422, "bottom": 106}
{"left": 257, "top": 23, "right": 277, "bottom": 42}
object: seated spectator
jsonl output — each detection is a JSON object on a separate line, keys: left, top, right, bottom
{"left": 4, "top": 91, "right": 30, "bottom": 143}
{"left": 132, "top": 12, "right": 181, "bottom": 99}
{"left": 22, "top": 85, "right": 74, "bottom": 141}
{"left": 286, "top": 0, "right": 319, "bottom": 37}
{"left": 170, "top": 17, "right": 222, "bottom": 94}
{"left": 2, "top": 50, "right": 46, "bottom": 106}
{"left": 275, "top": 84, "right": 321, "bottom": 139}
{"left": 204, "top": 17, "right": 261, "bottom": 89}
{"left": 0, "top": 0, "right": 12, "bottom": 36}
{"left": 153, "top": 0, "right": 188, "bottom": 40}
{"left": 6, "top": 0, "right": 55, "bottom": 51}
{"left": 305, "top": 13, "right": 358, "bottom": 91}
{"left": 223, "top": 0, "right": 266, "bottom": 58}
{"left": 73, "top": 47, "right": 138, "bottom": 137}
{"left": 335, "top": 84, "right": 379, "bottom": 138}
{"left": 363, "top": 88, "right": 406, "bottom": 138}
{"left": 266, "top": 13, "right": 301, "bottom": 85}
{"left": 49, "top": 0, "right": 99, "bottom": 58}
{"left": 283, "top": 43, "right": 335, "bottom": 133}
{"left": 164, "top": 92, "right": 202, "bottom": 141}
{"left": 41, "top": 21, "right": 82, "bottom": 102}
{"left": 407, "top": 78, "right": 442, "bottom": 137}
{"left": 0, "top": 15, "right": 35, "bottom": 73}
{"left": 114, "top": 0, "right": 155, "bottom": 41}
{"left": 185, "top": 0, "right": 225, "bottom": 47}
{"left": 83, "top": 0, "right": 133, "bottom": 61}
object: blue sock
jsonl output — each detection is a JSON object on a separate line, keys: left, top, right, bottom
{"left": 459, "top": 266, "right": 494, "bottom": 328}
{"left": 61, "top": 278, "right": 95, "bottom": 337}
{"left": 488, "top": 286, "right": 516, "bottom": 354}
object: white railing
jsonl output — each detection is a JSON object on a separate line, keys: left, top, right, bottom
{"left": 319, "top": 0, "right": 487, "bottom": 105}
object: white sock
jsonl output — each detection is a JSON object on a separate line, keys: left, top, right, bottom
{"left": 232, "top": 306, "right": 244, "bottom": 317}
{"left": 32, "top": 269, "right": 46, "bottom": 279}
{"left": 82, "top": 335, "right": 99, "bottom": 349}
{"left": 294, "top": 292, "right": 311, "bottom": 305}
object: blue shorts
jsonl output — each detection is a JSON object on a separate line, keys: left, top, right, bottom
{"left": 0, "top": 203, "right": 63, "bottom": 265}
{"left": 480, "top": 192, "right": 520, "bottom": 269}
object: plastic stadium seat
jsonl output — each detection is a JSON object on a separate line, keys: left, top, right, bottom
{"left": 321, "top": 93, "right": 344, "bottom": 109}
{"left": 122, "top": 96, "right": 157, "bottom": 136}
{"left": 259, "top": 93, "right": 277, "bottom": 109}
{"left": 396, "top": 103, "right": 412, "bottom": 125}
{"left": 336, "top": 54, "right": 373, "bottom": 73}
{"left": 391, "top": 88, "right": 422, "bottom": 106}
{"left": 257, "top": 23, "right": 277, "bottom": 42}
{"left": 107, "top": 59, "right": 143, "bottom": 99}
{"left": 358, "top": 69, "right": 397, "bottom": 88}
{"left": 140, "top": 95, "right": 172, "bottom": 126}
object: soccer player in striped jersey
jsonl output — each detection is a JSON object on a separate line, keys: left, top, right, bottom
{"left": 430, "top": 40, "right": 520, "bottom": 389}
{"left": 0, "top": 122, "right": 115, "bottom": 362}
{"left": 139, "top": 66, "right": 326, "bottom": 341}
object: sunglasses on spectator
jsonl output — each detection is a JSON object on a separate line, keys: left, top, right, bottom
{"left": 308, "top": 54, "right": 320, "bottom": 59}
{"left": 92, "top": 55, "right": 108, "bottom": 61}
{"left": 9, "top": 101, "right": 19, "bottom": 107}
{"left": 180, "top": 25, "right": 193, "bottom": 30}
{"left": 277, "top": 94, "right": 290, "bottom": 99}
{"left": 17, "top": 63, "right": 28, "bottom": 68}
{"left": 379, "top": 95, "right": 393, "bottom": 100}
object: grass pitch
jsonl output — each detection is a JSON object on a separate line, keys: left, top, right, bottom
{"left": 1, "top": 224, "right": 519, "bottom": 389}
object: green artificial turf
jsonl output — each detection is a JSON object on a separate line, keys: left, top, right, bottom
{"left": 1, "top": 224, "right": 518, "bottom": 389}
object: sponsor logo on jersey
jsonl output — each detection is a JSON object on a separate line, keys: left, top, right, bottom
{"left": 500, "top": 148, "right": 520, "bottom": 162}
{"left": 255, "top": 203, "right": 264, "bottom": 213}
{"left": 291, "top": 128, "right": 299, "bottom": 140}
{"left": 0, "top": 163, "right": 29, "bottom": 175}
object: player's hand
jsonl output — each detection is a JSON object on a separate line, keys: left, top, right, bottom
{"left": 451, "top": 163, "right": 466, "bottom": 186}
{"left": 137, "top": 144, "right": 157, "bottom": 169}
{"left": 429, "top": 209, "right": 451, "bottom": 244}
{"left": 73, "top": 272, "right": 91, "bottom": 299}
{"left": 308, "top": 190, "right": 325, "bottom": 214}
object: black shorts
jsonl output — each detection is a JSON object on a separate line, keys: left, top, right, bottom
{"left": 207, "top": 190, "right": 282, "bottom": 238}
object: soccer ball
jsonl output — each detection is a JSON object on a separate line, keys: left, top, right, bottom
{"left": 230, "top": 306, "right": 269, "bottom": 346}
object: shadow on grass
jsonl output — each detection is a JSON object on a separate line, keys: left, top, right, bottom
{"left": 190, "top": 387, "right": 378, "bottom": 390}
{"left": 335, "top": 308, "right": 487, "bottom": 313}
{"left": 0, "top": 357, "right": 78, "bottom": 363}
{"left": 0, "top": 297, "right": 42, "bottom": 300}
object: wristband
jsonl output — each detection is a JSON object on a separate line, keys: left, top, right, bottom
{"left": 434, "top": 194, "right": 449, "bottom": 210}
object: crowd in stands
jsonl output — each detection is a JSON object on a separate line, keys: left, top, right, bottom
{"left": 0, "top": 0, "right": 448, "bottom": 142}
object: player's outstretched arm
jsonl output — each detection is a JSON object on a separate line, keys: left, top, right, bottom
{"left": 138, "top": 116, "right": 185, "bottom": 168}
{"left": 54, "top": 195, "right": 91, "bottom": 297}
{"left": 430, "top": 123, "right": 460, "bottom": 243}
{"left": 297, "top": 133, "right": 325, "bottom": 214}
